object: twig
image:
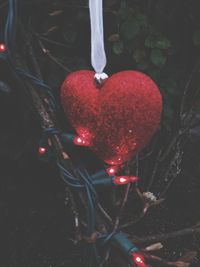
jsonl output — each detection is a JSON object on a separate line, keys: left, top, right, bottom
{"left": 119, "top": 204, "right": 148, "bottom": 230}
{"left": 144, "top": 253, "right": 189, "bottom": 267}
{"left": 180, "top": 60, "right": 200, "bottom": 117}
{"left": 159, "top": 132, "right": 180, "bottom": 162}
{"left": 98, "top": 249, "right": 111, "bottom": 267}
{"left": 159, "top": 141, "right": 183, "bottom": 198}
{"left": 131, "top": 226, "right": 200, "bottom": 244}
{"left": 112, "top": 154, "right": 135, "bottom": 231}
{"left": 66, "top": 187, "right": 82, "bottom": 243}
{"left": 97, "top": 203, "right": 113, "bottom": 225}
{"left": 34, "top": 32, "right": 70, "bottom": 48}
{"left": 26, "top": 39, "right": 43, "bottom": 79}
{"left": 147, "top": 149, "right": 162, "bottom": 190}
{"left": 113, "top": 183, "right": 131, "bottom": 231}
{"left": 37, "top": 39, "right": 72, "bottom": 73}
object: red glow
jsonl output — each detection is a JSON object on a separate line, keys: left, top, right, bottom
{"left": 0, "top": 43, "right": 6, "bottom": 52}
{"left": 73, "top": 136, "right": 90, "bottom": 146}
{"left": 38, "top": 147, "right": 46, "bottom": 155}
{"left": 129, "top": 176, "right": 139, "bottom": 183}
{"left": 114, "top": 176, "right": 130, "bottom": 185}
{"left": 132, "top": 253, "right": 146, "bottom": 267}
{"left": 74, "top": 136, "right": 82, "bottom": 144}
{"left": 114, "top": 176, "right": 139, "bottom": 185}
{"left": 106, "top": 166, "right": 118, "bottom": 176}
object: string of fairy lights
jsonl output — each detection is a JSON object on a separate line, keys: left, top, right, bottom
{"left": 0, "top": 1, "right": 148, "bottom": 266}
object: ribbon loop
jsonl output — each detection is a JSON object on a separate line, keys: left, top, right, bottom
{"left": 89, "top": 0, "right": 107, "bottom": 75}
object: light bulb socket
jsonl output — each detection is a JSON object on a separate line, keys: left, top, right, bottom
{"left": 110, "top": 232, "right": 138, "bottom": 256}
{"left": 92, "top": 177, "right": 113, "bottom": 186}
{"left": 90, "top": 171, "right": 138, "bottom": 187}
{"left": 91, "top": 170, "right": 114, "bottom": 186}
{"left": 92, "top": 170, "right": 108, "bottom": 180}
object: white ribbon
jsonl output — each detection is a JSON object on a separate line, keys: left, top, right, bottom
{"left": 89, "top": 0, "right": 107, "bottom": 77}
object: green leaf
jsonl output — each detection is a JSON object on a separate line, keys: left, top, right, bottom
{"left": 145, "top": 35, "right": 156, "bottom": 48}
{"left": 121, "top": 19, "right": 140, "bottom": 40}
{"left": 145, "top": 35, "right": 171, "bottom": 49}
{"left": 193, "top": 30, "right": 200, "bottom": 45}
{"left": 150, "top": 49, "right": 167, "bottom": 67}
{"left": 135, "top": 14, "right": 148, "bottom": 27}
{"left": 155, "top": 36, "right": 171, "bottom": 49}
{"left": 113, "top": 40, "right": 124, "bottom": 55}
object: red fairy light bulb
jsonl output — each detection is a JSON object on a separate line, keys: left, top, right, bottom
{"left": 129, "top": 176, "right": 139, "bottom": 183}
{"left": 106, "top": 166, "right": 118, "bottom": 176}
{"left": 0, "top": 43, "right": 6, "bottom": 52}
{"left": 73, "top": 136, "right": 83, "bottom": 145}
{"left": 114, "top": 176, "right": 139, "bottom": 185}
{"left": 132, "top": 253, "right": 146, "bottom": 267}
{"left": 38, "top": 147, "right": 46, "bottom": 155}
{"left": 73, "top": 136, "right": 90, "bottom": 146}
{"left": 114, "top": 176, "right": 130, "bottom": 185}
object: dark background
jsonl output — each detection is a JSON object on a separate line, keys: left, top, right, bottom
{"left": 1, "top": 0, "right": 200, "bottom": 266}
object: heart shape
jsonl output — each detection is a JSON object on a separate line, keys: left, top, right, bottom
{"left": 60, "top": 70, "right": 162, "bottom": 165}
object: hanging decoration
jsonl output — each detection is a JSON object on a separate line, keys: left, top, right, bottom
{"left": 61, "top": 70, "right": 162, "bottom": 165}
{"left": 60, "top": 0, "right": 162, "bottom": 165}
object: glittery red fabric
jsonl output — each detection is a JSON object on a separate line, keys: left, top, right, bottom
{"left": 60, "top": 70, "right": 162, "bottom": 165}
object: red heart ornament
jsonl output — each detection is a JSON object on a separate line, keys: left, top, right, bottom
{"left": 60, "top": 70, "right": 162, "bottom": 165}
